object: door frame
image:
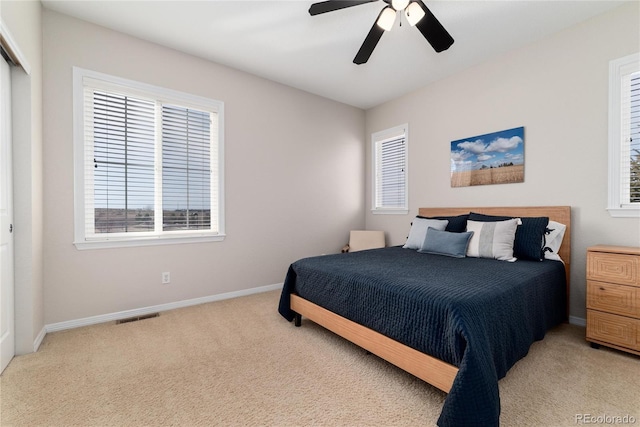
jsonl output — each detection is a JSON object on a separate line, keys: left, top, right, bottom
{"left": 0, "top": 18, "right": 37, "bottom": 362}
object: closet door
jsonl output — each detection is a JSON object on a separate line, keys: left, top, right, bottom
{"left": 0, "top": 57, "right": 15, "bottom": 374}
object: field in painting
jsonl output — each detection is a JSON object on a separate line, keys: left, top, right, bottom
{"left": 451, "top": 165, "right": 524, "bottom": 187}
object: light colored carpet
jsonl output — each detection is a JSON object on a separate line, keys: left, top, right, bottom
{"left": 1, "top": 290, "right": 638, "bottom": 426}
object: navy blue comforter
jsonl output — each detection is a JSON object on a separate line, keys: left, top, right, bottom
{"left": 278, "top": 246, "right": 566, "bottom": 427}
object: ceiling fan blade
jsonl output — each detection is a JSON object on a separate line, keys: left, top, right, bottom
{"left": 309, "top": 0, "right": 378, "bottom": 16}
{"left": 353, "top": 11, "right": 386, "bottom": 65}
{"left": 414, "top": 0, "right": 454, "bottom": 52}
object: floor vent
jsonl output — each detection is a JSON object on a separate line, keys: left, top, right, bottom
{"left": 116, "top": 313, "right": 159, "bottom": 324}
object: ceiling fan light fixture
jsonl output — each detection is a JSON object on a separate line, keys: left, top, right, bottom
{"left": 391, "top": 0, "right": 410, "bottom": 11}
{"left": 405, "top": 2, "right": 425, "bottom": 26}
{"left": 308, "top": 0, "right": 454, "bottom": 64}
{"left": 376, "top": 7, "right": 396, "bottom": 31}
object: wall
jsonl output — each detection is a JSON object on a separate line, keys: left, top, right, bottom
{"left": 365, "top": 3, "right": 640, "bottom": 322}
{"left": 42, "top": 10, "right": 365, "bottom": 325}
{"left": 1, "top": 0, "right": 45, "bottom": 354}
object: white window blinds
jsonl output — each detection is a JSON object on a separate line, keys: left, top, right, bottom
{"left": 372, "top": 125, "right": 408, "bottom": 213}
{"left": 622, "top": 71, "right": 639, "bottom": 205}
{"left": 88, "top": 89, "right": 156, "bottom": 235}
{"left": 162, "top": 105, "right": 215, "bottom": 231}
{"left": 608, "top": 53, "right": 640, "bottom": 217}
{"left": 74, "top": 68, "right": 225, "bottom": 248}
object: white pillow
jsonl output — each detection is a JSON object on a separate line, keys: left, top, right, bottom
{"left": 466, "top": 218, "right": 518, "bottom": 262}
{"left": 543, "top": 220, "right": 567, "bottom": 262}
{"left": 403, "top": 218, "right": 449, "bottom": 250}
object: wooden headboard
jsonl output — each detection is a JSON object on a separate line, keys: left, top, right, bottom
{"left": 418, "top": 206, "right": 572, "bottom": 290}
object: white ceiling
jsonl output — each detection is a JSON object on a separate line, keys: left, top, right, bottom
{"left": 42, "top": 0, "right": 627, "bottom": 109}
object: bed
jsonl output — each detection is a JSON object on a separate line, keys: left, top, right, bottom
{"left": 278, "top": 206, "right": 571, "bottom": 427}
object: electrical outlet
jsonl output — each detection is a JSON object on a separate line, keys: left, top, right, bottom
{"left": 161, "top": 272, "right": 171, "bottom": 284}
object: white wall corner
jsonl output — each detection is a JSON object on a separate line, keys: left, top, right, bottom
{"left": 569, "top": 316, "right": 586, "bottom": 327}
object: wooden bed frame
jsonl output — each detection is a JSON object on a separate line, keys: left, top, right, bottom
{"left": 289, "top": 206, "right": 571, "bottom": 394}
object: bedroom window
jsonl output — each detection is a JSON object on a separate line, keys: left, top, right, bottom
{"left": 608, "top": 53, "right": 640, "bottom": 218}
{"left": 372, "top": 124, "right": 408, "bottom": 214}
{"left": 73, "top": 67, "right": 225, "bottom": 249}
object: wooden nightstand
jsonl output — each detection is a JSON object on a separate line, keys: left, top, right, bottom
{"left": 586, "top": 245, "right": 640, "bottom": 356}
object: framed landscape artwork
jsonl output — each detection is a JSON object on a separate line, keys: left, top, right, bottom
{"left": 450, "top": 126, "right": 524, "bottom": 187}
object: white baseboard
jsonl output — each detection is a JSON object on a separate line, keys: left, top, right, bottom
{"left": 45, "top": 283, "right": 284, "bottom": 334}
{"left": 569, "top": 316, "right": 586, "bottom": 327}
{"left": 41, "top": 284, "right": 587, "bottom": 344}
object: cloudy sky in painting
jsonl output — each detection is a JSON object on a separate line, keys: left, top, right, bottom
{"left": 450, "top": 127, "right": 524, "bottom": 172}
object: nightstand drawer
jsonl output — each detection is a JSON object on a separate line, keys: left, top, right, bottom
{"left": 587, "top": 251, "right": 638, "bottom": 286}
{"left": 587, "top": 280, "right": 639, "bottom": 317}
{"left": 587, "top": 310, "right": 639, "bottom": 351}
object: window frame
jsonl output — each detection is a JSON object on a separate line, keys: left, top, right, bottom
{"left": 73, "top": 67, "right": 225, "bottom": 249}
{"left": 371, "top": 124, "right": 409, "bottom": 215}
{"left": 607, "top": 53, "right": 640, "bottom": 218}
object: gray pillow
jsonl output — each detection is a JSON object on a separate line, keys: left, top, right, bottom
{"left": 403, "top": 218, "right": 449, "bottom": 250}
{"left": 466, "top": 218, "right": 519, "bottom": 261}
{"left": 418, "top": 227, "right": 474, "bottom": 258}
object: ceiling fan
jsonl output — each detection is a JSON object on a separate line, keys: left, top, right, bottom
{"left": 309, "top": 0, "right": 454, "bottom": 64}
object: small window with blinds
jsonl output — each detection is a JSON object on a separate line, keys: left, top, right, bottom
{"left": 73, "top": 68, "right": 225, "bottom": 249}
{"left": 372, "top": 124, "right": 408, "bottom": 214}
{"left": 608, "top": 53, "right": 640, "bottom": 218}
{"left": 623, "top": 71, "right": 639, "bottom": 203}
